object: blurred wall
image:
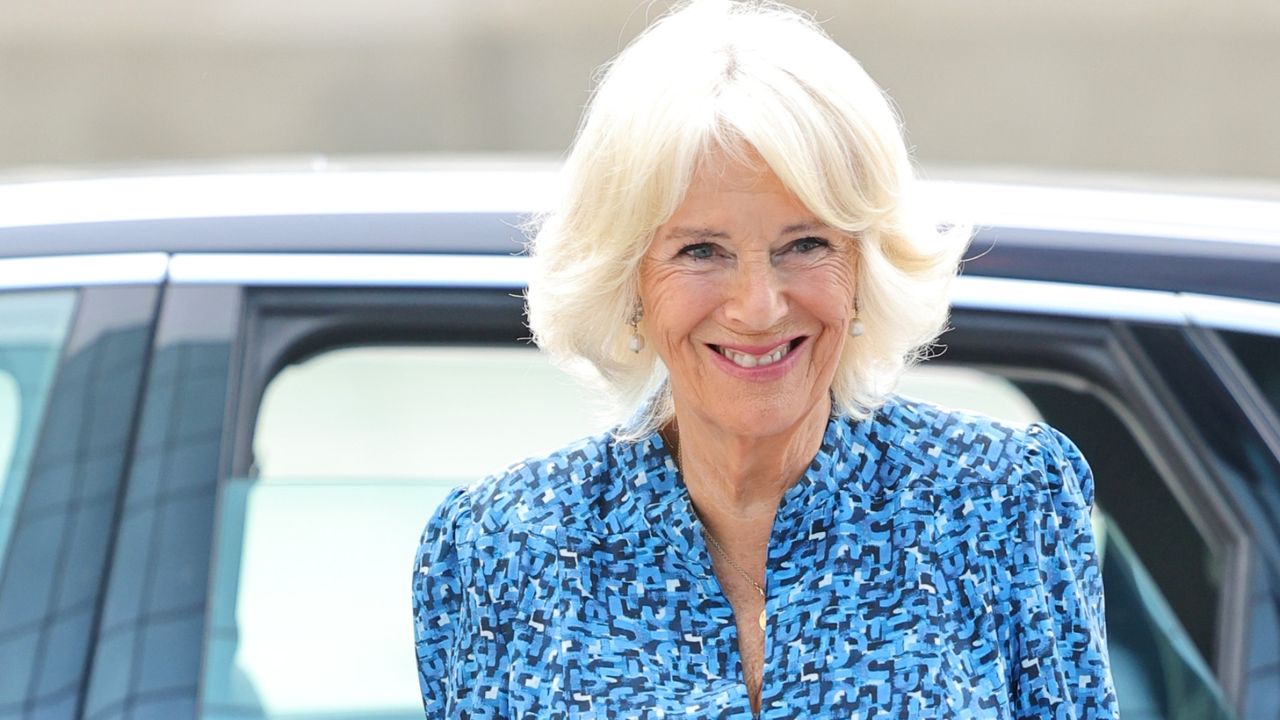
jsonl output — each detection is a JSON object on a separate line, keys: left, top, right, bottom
{"left": 1, "top": 0, "right": 1278, "bottom": 179}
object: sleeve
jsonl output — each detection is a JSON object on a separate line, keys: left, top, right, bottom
{"left": 1005, "top": 422, "right": 1120, "bottom": 719}
{"left": 412, "top": 485, "right": 472, "bottom": 718}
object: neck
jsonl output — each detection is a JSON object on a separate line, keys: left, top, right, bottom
{"left": 666, "top": 396, "right": 831, "bottom": 524}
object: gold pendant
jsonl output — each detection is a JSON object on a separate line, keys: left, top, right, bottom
{"left": 759, "top": 609, "right": 766, "bottom": 630}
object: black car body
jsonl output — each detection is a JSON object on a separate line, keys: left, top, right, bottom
{"left": 0, "top": 167, "right": 1278, "bottom": 720}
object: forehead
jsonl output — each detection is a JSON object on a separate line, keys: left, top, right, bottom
{"left": 686, "top": 144, "right": 785, "bottom": 196}
{"left": 664, "top": 145, "right": 817, "bottom": 232}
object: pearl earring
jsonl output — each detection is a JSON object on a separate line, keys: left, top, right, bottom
{"left": 628, "top": 305, "right": 645, "bottom": 353}
{"left": 849, "top": 298, "right": 865, "bottom": 338}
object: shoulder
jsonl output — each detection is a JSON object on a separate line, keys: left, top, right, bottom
{"left": 427, "top": 429, "right": 627, "bottom": 545}
{"left": 866, "top": 394, "right": 1094, "bottom": 508}
{"left": 864, "top": 395, "right": 1100, "bottom": 592}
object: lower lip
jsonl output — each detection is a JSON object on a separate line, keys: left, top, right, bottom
{"left": 707, "top": 338, "right": 806, "bottom": 381}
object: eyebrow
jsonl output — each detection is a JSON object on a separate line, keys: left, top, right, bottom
{"left": 663, "top": 221, "right": 826, "bottom": 241}
{"left": 780, "top": 221, "right": 825, "bottom": 235}
{"left": 664, "top": 227, "right": 731, "bottom": 241}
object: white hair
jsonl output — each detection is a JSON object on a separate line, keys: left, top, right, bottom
{"left": 525, "top": 0, "right": 969, "bottom": 438}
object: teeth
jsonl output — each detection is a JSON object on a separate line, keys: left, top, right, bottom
{"left": 718, "top": 342, "right": 791, "bottom": 368}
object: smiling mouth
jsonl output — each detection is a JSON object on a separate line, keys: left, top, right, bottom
{"left": 708, "top": 337, "right": 806, "bottom": 369}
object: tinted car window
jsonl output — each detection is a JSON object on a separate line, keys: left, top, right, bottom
{"left": 2, "top": 284, "right": 157, "bottom": 719}
{"left": 0, "top": 289, "right": 76, "bottom": 571}
{"left": 1220, "top": 330, "right": 1280, "bottom": 422}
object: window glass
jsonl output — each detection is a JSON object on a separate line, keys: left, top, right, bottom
{"left": 1220, "top": 329, "right": 1280, "bottom": 422}
{"left": 202, "top": 346, "right": 605, "bottom": 719}
{"left": 0, "top": 289, "right": 76, "bottom": 569}
{"left": 896, "top": 364, "right": 1042, "bottom": 425}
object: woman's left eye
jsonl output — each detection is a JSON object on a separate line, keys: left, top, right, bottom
{"left": 790, "top": 237, "right": 829, "bottom": 253}
{"left": 678, "top": 242, "right": 717, "bottom": 260}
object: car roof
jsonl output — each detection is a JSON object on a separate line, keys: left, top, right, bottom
{"left": 1, "top": 167, "right": 1277, "bottom": 304}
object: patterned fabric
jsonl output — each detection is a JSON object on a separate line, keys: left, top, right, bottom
{"left": 412, "top": 395, "right": 1119, "bottom": 718}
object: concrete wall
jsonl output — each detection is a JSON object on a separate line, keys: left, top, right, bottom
{"left": 2, "top": 0, "right": 1277, "bottom": 180}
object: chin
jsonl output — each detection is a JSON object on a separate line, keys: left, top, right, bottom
{"left": 707, "top": 395, "right": 818, "bottom": 439}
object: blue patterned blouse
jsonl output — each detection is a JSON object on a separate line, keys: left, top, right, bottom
{"left": 412, "top": 395, "right": 1119, "bottom": 718}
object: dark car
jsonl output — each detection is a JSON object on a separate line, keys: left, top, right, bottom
{"left": 0, "top": 166, "right": 1277, "bottom": 720}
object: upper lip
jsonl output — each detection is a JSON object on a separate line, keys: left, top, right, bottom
{"left": 709, "top": 337, "right": 805, "bottom": 355}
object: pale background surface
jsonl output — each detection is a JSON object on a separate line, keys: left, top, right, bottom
{"left": 2, "top": 0, "right": 1278, "bottom": 181}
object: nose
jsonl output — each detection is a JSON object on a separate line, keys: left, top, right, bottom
{"left": 722, "top": 255, "right": 788, "bottom": 332}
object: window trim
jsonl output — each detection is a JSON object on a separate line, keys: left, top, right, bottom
{"left": 1188, "top": 325, "right": 1280, "bottom": 710}
{"left": 0, "top": 253, "right": 167, "bottom": 290}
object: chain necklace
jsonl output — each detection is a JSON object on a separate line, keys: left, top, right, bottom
{"left": 699, "top": 521, "right": 768, "bottom": 630}
{"left": 666, "top": 428, "right": 768, "bottom": 631}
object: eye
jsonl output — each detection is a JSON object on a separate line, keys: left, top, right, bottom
{"left": 791, "top": 237, "right": 829, "bottom": 253}
{"left": 678, "top": 242, "right": 717, "bottom": 260}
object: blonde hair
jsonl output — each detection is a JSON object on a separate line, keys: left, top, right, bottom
{"left": 526, "top": 0, "right": 968, "bottom": 438}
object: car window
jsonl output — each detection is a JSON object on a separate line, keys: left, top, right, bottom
{"left": 201, "top": 346, "right": 604, "bottom": 719}
{"left": 0, "top": 289, "right": 76, "bottom": 570}
{"left": 1219, "top": 329, "right": 1280, "bottom": 422}
{"left": 896, "top": 365, "right": 1041, "bottom": 425}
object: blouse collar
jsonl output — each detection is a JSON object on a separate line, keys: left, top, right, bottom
{"left": 606, "top": 402, "right": 894, "bottom": 551}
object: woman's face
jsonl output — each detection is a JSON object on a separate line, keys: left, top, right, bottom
{"left": 638, "top": 147, "right": 858, "bottom": 440}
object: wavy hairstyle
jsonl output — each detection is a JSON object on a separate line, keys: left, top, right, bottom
{"left": 525, "top": 0, "right": 968, "bottom": 438}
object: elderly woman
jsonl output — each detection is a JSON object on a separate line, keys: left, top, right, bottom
{"left": 413, "top": 1, "right": 1117, "bottom": 717}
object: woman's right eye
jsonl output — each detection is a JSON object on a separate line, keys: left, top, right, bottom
{"left": 678, "top": 243, "right": 716, "bottom": 260}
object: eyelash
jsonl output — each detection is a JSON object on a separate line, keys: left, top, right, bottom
{"left": 676, "top": 237, "right": 830, "bottom": 260}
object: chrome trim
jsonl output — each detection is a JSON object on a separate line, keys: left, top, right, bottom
{"left": 949, "top": 276, "right": 1187, "bottom": 324}
{"left": 954, "top": 278, "right": 1280, "bottom": 336}
{"left": 925, "top": 181, "right": 1280, "bottom": 247}
{"left": 1181, "top": 293, "right": 1280, "bottom": 338}
{"left": 1, "top": 171, "right": 1277, "bottom": 248}
{"left": 0, "top": 252, "right": 168, "bottom": 290}
{"left": 0, "top": 171, "right": 556, "bottom": 229}
{"left": 167, "top": 253, "right": 529, "bottom": 288}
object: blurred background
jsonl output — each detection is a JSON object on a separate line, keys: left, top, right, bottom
{"left": 3, "top": 0, "right": 1278, "bottom": 186}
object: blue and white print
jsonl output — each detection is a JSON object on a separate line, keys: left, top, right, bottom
{"left": 412, "top": 395, "right": 1119, "bottom": 718}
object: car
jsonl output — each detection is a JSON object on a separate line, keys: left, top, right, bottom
{"left": 0, "top": 165, "right": 1277, "bottom": 720}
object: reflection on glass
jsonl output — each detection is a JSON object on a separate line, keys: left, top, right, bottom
{"left": 1099, "top": 512, "right": 1235, "bottom": 720}
{"left": 205, "top": 477, "right": 456, "bottom": 718}
{"left": 204, "top": 346, "right": 605, "bottom": 718}
{"left": 0, "top": 289, "right": 76, "bottom": 571}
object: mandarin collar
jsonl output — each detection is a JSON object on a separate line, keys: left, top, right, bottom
{"left": 607, "top": 406, "right": 890, "bottom": 549}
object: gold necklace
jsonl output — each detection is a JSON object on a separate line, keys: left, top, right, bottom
{"left": 665, "top": 428, "right": 768, "bottom": 631}
{"left": 699, "top": 521, "right": 768, "bottom": 631}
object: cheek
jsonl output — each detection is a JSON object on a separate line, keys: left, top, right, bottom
{"left": 639, "top": 268, "right": 719, "bottom": 334}
{"left": 803, "top": 265, "right": 858, "bottom": 324}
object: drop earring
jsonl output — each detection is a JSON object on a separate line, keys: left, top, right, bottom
{"left": 628, "top": 304, "right": 645, "bottom": 353}
{"left": 849, "top": 298, "right": 865, "bottom": 338}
